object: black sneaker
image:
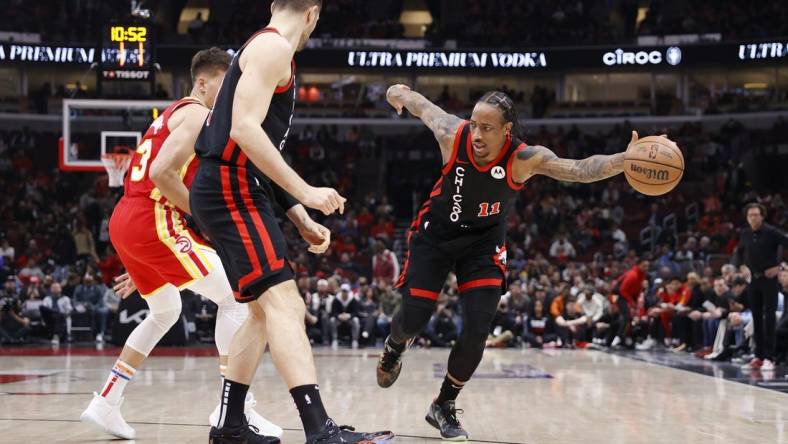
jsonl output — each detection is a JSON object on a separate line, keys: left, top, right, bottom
{"left": 425, "top": 400, "right": 468, "bottom": 441}
{"left": 377, "top": 337, "right": 409, "bottom": 388}
{"left": 209, "top": 417, "right": 281, "bottom": 444}
{"left": 307, "top": 419, "right": 395, "bottom": 443}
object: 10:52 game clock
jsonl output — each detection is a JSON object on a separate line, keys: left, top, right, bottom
{"left": 100, "top": 23, "right": 156, "bottom": 81}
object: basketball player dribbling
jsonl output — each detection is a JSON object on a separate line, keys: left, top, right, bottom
{"left": 189, "top": 1, "right": 393, "bottom": 443}
{"left": 377, "top": 84, "right": 643, "bottom": 441}
{"left": 80, "top": 48, "right": 281, "bottom": 440}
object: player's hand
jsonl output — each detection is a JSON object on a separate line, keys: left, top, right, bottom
{"left": 113, "top": 273, "right": 138, "bottom": 299}
{"left": 626, "top": 131, "right": 639, "bottom": 150}
{"left": 302, "top": 187, "right": 346, "bottom": 216}
{"left": 386, "top": 84, "right": 411, "bottom": 115}
{"left": 299, "top": 220, "right": 331, "bottom": 254}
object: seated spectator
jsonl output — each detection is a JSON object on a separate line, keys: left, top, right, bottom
{"left": 372, "top": 240, "right": 399, "bottom": 286}
{"left": 549, "top": 235, "right": 576, "bottom": 264}
{"left": 41, "top": 282, "right": 71, "bottom": 344}
{"left": 523, "top": 299, "right": 557, "bottom": 348}
{"left": 375, "top": 281, "right": 400, "bottom": 340}
{"left": 357, "top": 280, "right": 379, "bottom": 346}
{"left": 486, "top": 299, "right": 518, "bottom": 348}
{"left": 577, "top": 285, "right": 605, "bottom": 341}
{"left": 424, "top": 303, "right": 458, "bottom": 348}
{"left": 0, "top": 293, "right": 30, "bottom": 344}
{"left": 72, "top": 273, "right": 109, "bottom": 342}
{"left": 308, "top": 278, "right": 334, "bottom": 345}
{"left": 329, "top": 283, "right": 361, "bottom": 349}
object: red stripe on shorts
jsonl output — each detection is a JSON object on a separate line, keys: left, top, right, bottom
{"left": 220, "top": 166, "right": 264, "bottom": 291}
{"left": 459, "top": 278, "right": 502, "bottom": 293}
{"left": 236, "top": 172, "right": 285, "bottom": 282}
{"left": 410, "top": 288, "right": 439, "bottom": 301}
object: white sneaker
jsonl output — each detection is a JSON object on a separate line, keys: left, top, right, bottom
{"left": 95, "top": 333, "right": 104, "bottom": 343}
{"left": 761, "top": 359, "right": 776, "bottom": 371}
{"left": 80, "top": 392, "right": 136, "bottom": 440}
{"left": 209, "top": 392, "right": 283, "bottom": 438}
{"left": 611, "top": 336, "right": 621, "bottom": 347}
{"left": 50, "top": 334, "right": 59, "bottom": 345}
{"left": 636, "top": 338, "right": 656, "bottom": 351}
{"left": 331, "top": 340, "right": 339, "bottom": 349}
{"left": 352, "top": 340, "right": 359, "bottom": 349}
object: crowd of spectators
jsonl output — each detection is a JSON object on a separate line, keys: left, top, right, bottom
{"left": 3, "top": 0, "right": 786, "bottom": 48}
{"left": 1, "top": 120, "right": 786, "bottom": 368}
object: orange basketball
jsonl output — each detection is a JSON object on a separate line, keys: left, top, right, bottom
{"left": 623, "top": 135, "right": 684, "bottom": 196}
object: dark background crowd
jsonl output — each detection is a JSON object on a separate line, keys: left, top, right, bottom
{"left": 1, "top": 116, "right": 786, "bottom": 369}
{"left": 4, "top": 0, "right": 786, "bottom": 47}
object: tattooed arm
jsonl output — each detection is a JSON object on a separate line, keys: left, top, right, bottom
{"left": 512, "top": 131, "right": 638, "bottom": 184}
{"left": 386, "top": 84, "right": 463, "bottom": 162}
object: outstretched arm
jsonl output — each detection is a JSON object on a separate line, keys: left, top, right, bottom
{"left": 386, "top": 84, "right": 463, "bottom": 161}
{"left": 512, "top": 131, "right": 637, "bottom": 184}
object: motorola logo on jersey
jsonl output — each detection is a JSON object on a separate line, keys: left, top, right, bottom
{"left": 491, "top": 166, "right": 506, "bottom": 180}
{"left": 450, "top": 166, "right": 466, "bottom": 222}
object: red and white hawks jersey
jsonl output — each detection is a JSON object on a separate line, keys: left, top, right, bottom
{"left": 122, "top": 97, "right": 204, "bottom": 208}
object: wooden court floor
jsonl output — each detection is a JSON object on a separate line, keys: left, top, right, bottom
{"left": 0, "top": 346, "right": 784, "bottom": 443}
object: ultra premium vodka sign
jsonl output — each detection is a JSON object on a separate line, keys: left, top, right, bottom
{"left": 347, "top": 50, "right": 548, "bottom": 69}
{"left": 738, "top": 42, "right": 786, "bottom": 60}
{"left": 0, "top": 44, "right": 94, "bottom": 64}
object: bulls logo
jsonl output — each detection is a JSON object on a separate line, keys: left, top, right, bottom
{"left": 491, "top": 166, "right": 506, "bottom": 180}
{"left": 175, "top": 235, "right": 193, "bottom": 254}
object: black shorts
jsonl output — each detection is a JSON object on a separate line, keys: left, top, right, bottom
{"left": 396, "top": 217, "right": 507, "bottom": 303}
{"left": 190, "top": 159, "right": 293, "bottom": 302}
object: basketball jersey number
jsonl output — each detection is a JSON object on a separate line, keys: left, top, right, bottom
{"left": 478, "top": 201, "right": 501, "bottom": 217}
{"left": 130, "top": 139, "right": 153, "bottom": 182}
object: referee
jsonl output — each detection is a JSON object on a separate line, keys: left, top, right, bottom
{"left": 734, "top": 203, "right": 788, "bottom": 371}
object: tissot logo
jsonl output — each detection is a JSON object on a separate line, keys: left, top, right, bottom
{"left": 102, "top": 70, "right": 151, "bottom": 80}
{"left": 602, "top": 47, "right": 682, "bottom": 66}
{"left": 630, "top": 164, "right": 669, "bottom": 181}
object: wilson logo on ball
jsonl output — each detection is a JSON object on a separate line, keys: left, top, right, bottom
{"left": 629, "top": 164, "right": 669, "bottom": 181}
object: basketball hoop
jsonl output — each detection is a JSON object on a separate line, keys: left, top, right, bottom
{"left": 101, "top": 152, "right": 132, "bottom": 187}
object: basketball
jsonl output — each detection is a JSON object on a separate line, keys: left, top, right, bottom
{"left": 623, "top": 135, "right": 684, "bottom": 196}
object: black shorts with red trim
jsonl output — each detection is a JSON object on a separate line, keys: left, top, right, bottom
{"left": 190, "top": 159, "right": 293, "bottom": 302}
{"left": 395, "top": 217, "right": 508, "bottom": 304}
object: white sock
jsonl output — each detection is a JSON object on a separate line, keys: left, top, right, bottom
{"left": 100, "top": 359, "right": 137, "bottom": 404}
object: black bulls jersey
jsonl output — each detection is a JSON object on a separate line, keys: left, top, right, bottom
{"left": 195, "top": 27, "right": 296, "bottom": 179}
{"left": 416, "top": 121, "right": 526, "bottom": 232}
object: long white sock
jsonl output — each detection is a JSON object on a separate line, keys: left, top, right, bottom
{"left": 100, "top": 359, "right": 137, "bottom": 404}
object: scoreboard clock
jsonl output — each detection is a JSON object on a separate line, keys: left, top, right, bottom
{"left": 100, "top": 23, "right": 155, "bottom": 81}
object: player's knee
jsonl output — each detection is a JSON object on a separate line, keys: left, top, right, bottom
{"left": 150, "top": 307, "right": 181, "bottom": 330}
{"left": 259, "top": 281, "right": 304, "bottom": 320}
{"left": 462, "top": 311, "right": 494, "bottom": 344}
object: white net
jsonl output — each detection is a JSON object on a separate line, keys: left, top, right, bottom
{"left": 101, "top": 153, "right": 132, "bottom": 187}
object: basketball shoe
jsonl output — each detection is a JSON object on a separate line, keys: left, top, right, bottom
{"left": 209, "top": 416, "right": 280, "bottom": 444}
{"left": 209, "top": 392, "right": 283, "bottom": 437}
{"left": 376, "top": 337, "right": 413, "bottom": 388}
{"left": 306, "top": 419, "right": 394, "bottom": 444}
{"left": 80, "top": 392, "right": 135, "bottom": 440}
{"left": 425, "top": 400, "right": 468, "bottom": 441}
